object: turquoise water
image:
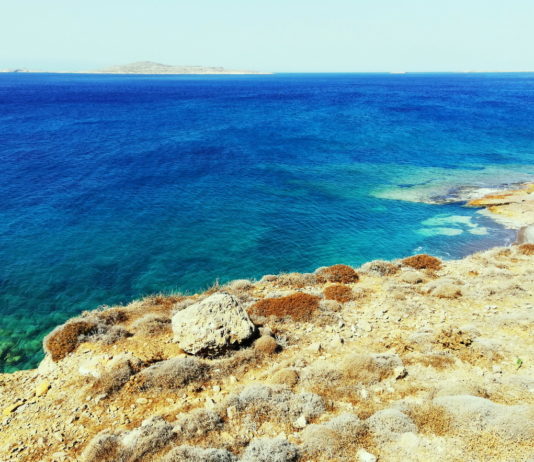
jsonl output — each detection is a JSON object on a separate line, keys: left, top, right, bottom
{"left": 1, "top": 73, "right": 534, "bottom": 372}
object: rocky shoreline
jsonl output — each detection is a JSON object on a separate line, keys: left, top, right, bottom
{"left": 0, "top": 184, "right": 533, "bottom": 461}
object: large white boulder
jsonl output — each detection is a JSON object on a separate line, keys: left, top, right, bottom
{"left": 172, "top": 293, "right": 256, "bottom": 356}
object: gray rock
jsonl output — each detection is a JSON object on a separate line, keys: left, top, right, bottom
{"left": 517, "top": 224, "right": 534, "bottom": 244}
{"left": 172, "top": 293, "right": 256, "bottom": 356}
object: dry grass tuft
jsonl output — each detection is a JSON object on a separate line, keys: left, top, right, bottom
{"left": 405, "top": 353, "right": 455, "bottom": 370}
{"left": 301, "top": 413, "right": 374, "bottom": 460}
{"left": 360, "top": 260, "right": 400, "bottom": 276}
{"left": 80, "top": 432, "right": 121, "bottom": 462}
{"left": 248, "top": 293, "right": 320, "bottom": 321}
{"left": 254, "top": 336, "right": 278, "bottom": 355}
{"left": 317, "top": 264, "right": 359, "bottom": 284}
{"left": 145, "top": 294, "right": 185, "bottom": 314}
{"left": 434, "top": 328, "right": 473, "bottom": 351}
{"left": 402, "top": 254, "right": 442, "bottom": 270}
{"left": 406, "top": 402, "right": 452, "bottom": 436}
{"left": 518, "top": 243, "right": 534, "bottom": 255}
{"left": 90, "top": 354, "right": 143, "bottom": 396}
{"left": 130, "top": 313, "right": 172, "bottom": 336}
{"left": 268, "top": 368, "right": 299, "bottom": 387}
{"left": 275, "top": 272, "right": 317, "bottom": 288}
{"left": 162, "top": 445, "right": 236, "bottom": 462}
{"left": 323, "top": 284, "right": 353, "bottom": 303}
{"left": 94, "top": 308, "right": 129, "bottom": 325}
{"left": 135, "top": 357, "right": 210, "bottom": 391}
{"left": 241, "top": 437, "right": 299, "bottom": 462}
{"left": 44, "top": 320, "right": 97, "bottom": 361}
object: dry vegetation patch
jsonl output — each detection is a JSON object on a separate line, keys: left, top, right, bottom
{"left": 406, "top": 402, "right": 452, "bottom": 436}
{"left": 518, "top": 243, "right": 534, "bottom": 255}
{"left": 134, "top": 357, "right": 210, "bottom": 391}
{"left": 323, "top": 284, "right": 353, "bottom": 303}
{"left": 317, "top": 264, "right": 359, "bottom": 284}
{"left": 402, "top": 254, "right": 442, "bottom": 270}
{"left": 275, "top": 272, "right": 317, "bottom": 288}
{"left": 248, "top": 293, "right": 320, "bottom": 321}
{"left": 44, "top": 320, "right": 98, "bottom": 361}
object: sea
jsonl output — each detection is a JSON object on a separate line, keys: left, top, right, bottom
{"left": 1, "top": 72, "right": 534, "bottom": 372}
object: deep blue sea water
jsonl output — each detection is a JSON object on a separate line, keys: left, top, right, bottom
{"left": 1, "top": 73, "right": 534, "bottom": 372}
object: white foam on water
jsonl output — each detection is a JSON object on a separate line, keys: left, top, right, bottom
{"left": 468, "top": 227, "right": 489, "bottom": 235}
{"left": 417, "top": 227, "right": 464, "bottom": 237}
{"left": 422, "top": 215, "right": 475, "bottom": 227}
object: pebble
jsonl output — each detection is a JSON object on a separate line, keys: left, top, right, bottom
{"left": 292, "top": 415, "right": 307, "bottom": 429}
{"left": 357, "top": 320, "right": 373, "bottom": 332}
{"left": 226, "top": 406, "right": 237, "bottom": 419}
{"left": 135, "top": 398, "right": 148, "bottom": 405}
{"left": 35, "top": 381, "right": 51, "bottom": 397}
{"left": 3, "top": 401, "right": 24, "bottom": 416}
{"left": 357, "top": 448, "right": 377, "bottom": 462}
{"left": 309, "top": 342, "right": 322, "bottom": 353}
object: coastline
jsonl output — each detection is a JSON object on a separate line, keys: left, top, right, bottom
{"left": 1, "top": 183, "right": 533, "bottom": 461}
{"left": 466, "top": 182, "right": 534, "bottom": 241}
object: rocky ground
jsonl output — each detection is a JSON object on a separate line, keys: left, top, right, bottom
{"left": 1, "top": 185, "right": 533, "bottom": 462}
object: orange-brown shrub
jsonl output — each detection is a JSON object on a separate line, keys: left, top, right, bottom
{"left": 44, "top": 320, "right": 97, "bottom": 361}
{"left": 518, "top": 243, "right": 534, "bottom": 255}
{"left": 323, "top": 284, "right": 353, "bottom": 303}
{"left": 317, "top": 264, "right": 359, "bottom": 284}
{"left": 402, "top": 254, "right": 442, "bottom": 270}
{"left": 249, "top": 293, "right": 320, "bottom": 321}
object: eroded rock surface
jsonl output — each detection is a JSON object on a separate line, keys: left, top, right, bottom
{"left": 172, "top": 293, "right": 256, "bottom": 356}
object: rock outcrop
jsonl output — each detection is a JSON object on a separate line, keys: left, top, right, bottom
{"left": 172, "top": 293, "right": 256, "bottom": 356}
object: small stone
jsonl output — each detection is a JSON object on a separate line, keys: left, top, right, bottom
{"left": 401, "top": 270, "right": 425, "bottom": 284}
{"left": 359, "top": 389, "right": 369, "bottom": 399}
{"left": 394, "top": 366, "right": 408, "bottom": 379}
{"left": 35, "top": 381, "right": 51, "bottom": 397}
{"left": 309, "top": 342, "right": 322, "bottom": 353}
{"left": 135, "top": 398, "right": 148, "bottom": 405}
{"left": 3, "top": 401, "right": 24, "bottom": 416}
{"left": 212, "top": 385, "right": 221, "bottom": 392}
{"left": 226, "top": 406, "right": 237, "bottom": 419}
{"left": 357, "top": 448, "right": 377, "bottom": 462}
{"left": 293, "top": 415, "right": 307, "bottom": 429}
{"left": 331, "top": 335, "right": 344, "bottom": 346}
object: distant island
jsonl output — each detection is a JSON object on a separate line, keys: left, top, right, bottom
{"left": 0, "top": 61, "right": 270, "bottom": 75}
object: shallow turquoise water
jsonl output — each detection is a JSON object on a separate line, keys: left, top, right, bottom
{"left": 1, "top": 73, "right": 533, "bottom": 371}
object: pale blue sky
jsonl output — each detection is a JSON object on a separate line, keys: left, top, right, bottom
{"left": 1, "top": 0, "right": 533, "bottom": 72}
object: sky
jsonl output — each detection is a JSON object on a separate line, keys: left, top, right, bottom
{"left": 1, "top": 0, "right": 533, "bottom": 72}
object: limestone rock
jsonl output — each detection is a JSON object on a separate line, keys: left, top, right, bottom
{"left": 357, "top": 449, "right": 377, "bottom": 462}
{"left": 35, "top": 381, "right": 51, "bottom": 397}
{"left": 401, "top": 270, "right": 425, "bottom": 284}
{"left": 517, "top": 224, "right": 534, "bottom": 244}
{"left": 172, "top": 293, "right": 256, "bottom": 356}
